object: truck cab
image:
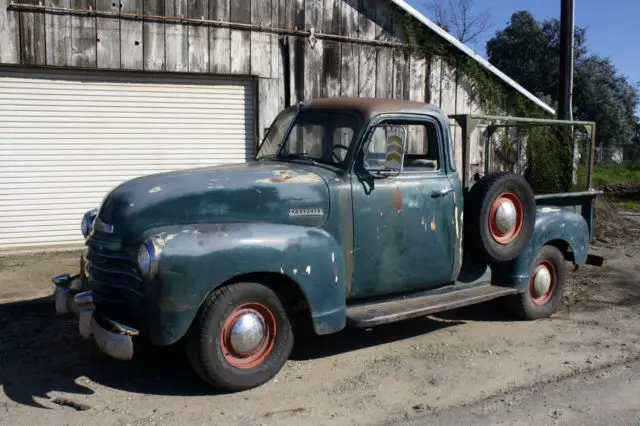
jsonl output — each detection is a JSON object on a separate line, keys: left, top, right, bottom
{"left": 53, "top": 98, "right": 601, "bottom": 391}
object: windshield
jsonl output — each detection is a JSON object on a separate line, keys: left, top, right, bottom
{"left": 256, "top": 109, "right": 361, "bottom": 168}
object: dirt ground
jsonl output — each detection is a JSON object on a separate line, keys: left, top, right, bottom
{"left": 0, "top": 210, "right": 639, "bottom": 426}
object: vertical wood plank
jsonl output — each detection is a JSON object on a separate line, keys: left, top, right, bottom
{"left": 46, "top": 0, "right": 72, "bottom": 66}
{"left": 96, "top": 0, "right": 120, "bottom": 69}
{"left": 292, "top": 0, "right": 304, "bottom": 102}
{"left": 250, "top": 0, "right": 271, "bottom": 78}
{"left": 340, "top": 0, "right": 358, "bottom": 97}
{"left": 120, "top": 0, "right": 143, "bottom": 69}
{"left": 321, "top": 0, "right": 340, "bottom": 98}
{"left": 270, "top": 0, "right": 279, "bottom": 79}
{"left": 374, "top": 0, "right": 394, "bottom": 41}
{"left": 303, "top": 0, "right": 322, "bottom": 99}
{"left": 19, "top": 8, "right": 36, "bottom": 65}
{"left": 187, "top": 0, "right": 208, "bottom": 72}
{"left": 230, "top": 0, "right": 250, "bottom": 74}
{"left": 143, "top": 0, "right": 165, "bottom": 70}
{"left": 358, "top": 0, "right": 376, "bottom": 97}
{"left": 71, "top": 0, "right": 97, "bottom": 68}
{"left": 429, "top": 56, "right": 442, "bottom": 108}
{"left": 209, "top": 0, "right": 231, "bottom": 73}
{"left": 166, "top": 0, "right": 188, "bottom": 72}
{"left": 392, "top": 48, "right": 409, "bottom": 99}
{"left": 0, "top": 0, "right": 20, "bottom": 63}
{"left": 409, "top": 53, "right": 427, "bottom": 102}
{"left": 375, "top": 48, "right": 392, "bottom": 98}
{"left": 259, "top": 78, "right": 280, "bottom": 142}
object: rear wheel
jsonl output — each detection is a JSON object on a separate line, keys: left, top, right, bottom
{"left": 186, "top": 282, "right": 294, "bottom": 391}
{"left": 505, "top": 245, "right": 567, "bottom": 320}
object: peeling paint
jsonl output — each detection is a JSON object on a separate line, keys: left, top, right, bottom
{"left": 148, "top": 186, "right": 162, "bottom": 193}
{"left": 280, "top": 267, "right": 284, "bottom": 273}
{"left": 256, "top": 170, "right": 323, "bottom": 184}
{"left": 331, "top": 252, "right": 335, "bottom": 264}
{"left": 305, "top": 265, "right": 312, "bottom": 275}
{"left": 431, "top": 216, "right": 437, "bottom": 231}
{"left": 392, "top": 187, "right": 403, "bottom": 212}
{"left": 293, "top": 268, "right": 298, "bottom": 275}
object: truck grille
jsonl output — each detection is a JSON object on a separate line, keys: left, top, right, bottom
{"left": 87, "top": 246, "right": 145, "bottom": 328}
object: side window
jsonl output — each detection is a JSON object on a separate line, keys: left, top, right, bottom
{"left": 364, "top": 122, "right": 440, "bottom": 172}
{"left": 403, "top": 123, "right": 440, "bottom": 171}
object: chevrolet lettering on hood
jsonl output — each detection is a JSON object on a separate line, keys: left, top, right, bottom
{"left": 288, "top": 207, "right": 325, "bottom": 217}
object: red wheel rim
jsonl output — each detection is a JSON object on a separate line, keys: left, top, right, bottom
{"left": 220, "top": 302, "right": 277, "bottom": 369}
{"left": 488, "top": 192, "right": 524, "bottom": 244}
{"left": 529, "top": 260, "right": 556, "bottom": 306}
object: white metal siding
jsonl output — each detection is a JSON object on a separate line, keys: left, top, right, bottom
{"left": 0, "top": 69, "right": 256, "bottom": 250}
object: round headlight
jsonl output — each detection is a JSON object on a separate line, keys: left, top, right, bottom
{"left": 81, "top": 209, "right": 97, "bottom": 238}
{"left": 137, "top": 240, "right": 158, "bottom": 280}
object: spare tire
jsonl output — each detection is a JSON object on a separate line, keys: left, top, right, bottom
{"left": 466, "top": 172, "right": 536, "bottom": 262}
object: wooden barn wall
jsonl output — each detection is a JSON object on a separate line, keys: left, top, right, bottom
{"left": 0, "top": 0, "right": 486, "bottom": 161}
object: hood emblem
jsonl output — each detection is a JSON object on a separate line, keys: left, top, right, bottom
{"left": 288, "top": 208, "right": 324, "bottom": 217}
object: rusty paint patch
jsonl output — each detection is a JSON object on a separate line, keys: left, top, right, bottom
{"left": 256, "top": 170, "right": 322, "bottom": 184}
{"left": 430, "top": 216, "right": 437, "bottom": 231}
{"left": 392, "top": 187, "right": 403, "bottom": 211}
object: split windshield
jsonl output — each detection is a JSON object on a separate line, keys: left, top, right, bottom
{"left": 256, "top": 109, "right": 362, "bottom": 168}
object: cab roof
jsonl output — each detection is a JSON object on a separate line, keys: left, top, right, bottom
{"left": 302, "top": 98, "right": 444, "bottom": 120}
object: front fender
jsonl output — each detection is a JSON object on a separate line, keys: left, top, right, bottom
{"left": 493, "top": 207, "right": 590, "bottom": 291}
{"left": 143, "top": 223, "right": 347, "bottom": 345}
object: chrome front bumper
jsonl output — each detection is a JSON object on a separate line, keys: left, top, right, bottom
{"left": 53, "top": 273, "right": 139, "bottom": 361}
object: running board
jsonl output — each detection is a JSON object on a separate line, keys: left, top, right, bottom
{"left": 346, "top": 284, "right": 519, "bottom": 328}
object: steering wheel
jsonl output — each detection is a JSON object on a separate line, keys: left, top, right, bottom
{"left": 331, "top": 144, "right": 350, "bottom": 163}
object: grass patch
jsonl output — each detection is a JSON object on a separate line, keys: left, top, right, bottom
{"left": 617, "top": 201, "right": 640, "bottom": 211}
{"left": 589, "top": 163, "right": 640, "bottom": 186}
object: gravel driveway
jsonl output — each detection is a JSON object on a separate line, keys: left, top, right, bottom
{"left": 1, "top": 212, "right": 639, "bottom": 426}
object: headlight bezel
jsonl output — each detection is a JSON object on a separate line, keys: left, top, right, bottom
{"left": 81, "top": 209, "right": 98, "bottom": 238}
{"left": 137, "top": 239, "right": 159, "bottom": 280}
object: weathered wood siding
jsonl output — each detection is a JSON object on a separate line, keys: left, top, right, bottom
{"left": 2, "top": 0, "right": 484, "bottom": 153}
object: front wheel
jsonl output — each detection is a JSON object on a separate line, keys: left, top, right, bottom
{"left": 505, "top": 245, "right": 567, "bottom": 320}
{"left": 186, "top": 282, "right": 294, "bottom": 391}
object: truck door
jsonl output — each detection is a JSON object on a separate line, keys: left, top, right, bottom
{"left": 349, "top": 117, "right": 456, "bottom": 298}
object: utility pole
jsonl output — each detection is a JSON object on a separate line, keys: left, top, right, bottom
{"left": 558, "top": 0, "right": 575, "bottom": 120}
{"left": 558, "top": 0, "right": 576, "bottom": 190}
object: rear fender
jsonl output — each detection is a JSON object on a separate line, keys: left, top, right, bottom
{"left": 143, "top": 223, "right": 347, "bottom": 345}
{"left": 492, "top": 207, "right": 590, "bottom": 291}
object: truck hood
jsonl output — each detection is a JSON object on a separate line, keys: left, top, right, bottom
{"left": 96, "top": 162, "right": 334, "bottom": 242}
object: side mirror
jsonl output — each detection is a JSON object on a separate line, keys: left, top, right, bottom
{"left": 363, "top": 125, "right": 407, "bottom": 177}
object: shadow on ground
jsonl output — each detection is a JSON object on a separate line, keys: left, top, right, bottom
{"left": 0, "top": 297, "right": 470, "bottom": 409}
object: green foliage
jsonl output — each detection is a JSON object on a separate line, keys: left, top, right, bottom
{"left": 487, "top": 11, "right": 639, "bottom": 150}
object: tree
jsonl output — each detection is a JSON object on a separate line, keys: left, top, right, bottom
{"left": 487, "top": 11, "right": 639, "bottom": 150}
{"left": 426, "top": 0, "right": 491, "bottom": 45}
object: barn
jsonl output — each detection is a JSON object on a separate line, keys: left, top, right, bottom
{"left": 0, "top": 0, "right": 554, "bottom": 251}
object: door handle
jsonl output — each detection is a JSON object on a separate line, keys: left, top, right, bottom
{"left": 431, "top": 187, "right": 455, "bottom": 198}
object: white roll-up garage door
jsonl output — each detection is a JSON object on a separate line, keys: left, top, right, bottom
{"left": 0, "top": 68, "right": 256, "bottom": 251}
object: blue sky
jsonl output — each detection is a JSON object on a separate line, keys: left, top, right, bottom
{"left": 410, "top": 0, "right": 640, "bottom": 89}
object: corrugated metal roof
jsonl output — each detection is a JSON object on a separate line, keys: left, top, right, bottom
{"left": 390, "top": 0, "right": 556, "bottom": 115}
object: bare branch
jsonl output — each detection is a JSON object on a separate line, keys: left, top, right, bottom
{"left": 425, "top": 0, "right": 491, "bottom": 45}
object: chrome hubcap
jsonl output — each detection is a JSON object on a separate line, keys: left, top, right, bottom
{"left": 532, "top": 266, "right": 552, "bottom": 298}
{"left": 229, "top": 312, "right": 265, "bottom": 354}
{"left": 494, "top": 200, "right": 518, "bottom": 234}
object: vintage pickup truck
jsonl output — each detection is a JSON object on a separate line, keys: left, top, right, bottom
{"left": 53, "top": 98, "right": 602, "bottom": 391}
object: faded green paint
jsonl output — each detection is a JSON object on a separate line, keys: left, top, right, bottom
{"left": 493, "top": 205, "right": 592, "bottom": 290}
{"left": 85, "top": 104, "right": 597, "bottom": 346}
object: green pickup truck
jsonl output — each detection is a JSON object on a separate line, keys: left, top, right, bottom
{"left": 53, "top": 98, "right": 602, "bottom": 391}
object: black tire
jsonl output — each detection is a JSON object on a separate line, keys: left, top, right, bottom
{"left": 186, "top": 282, "right": 294, "bottom": 392}
{"left": 466, "top": 172, "right": 536, "bottom": 262}
{"left": 505, "top": 245, "right": 567, "bottom": 320}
